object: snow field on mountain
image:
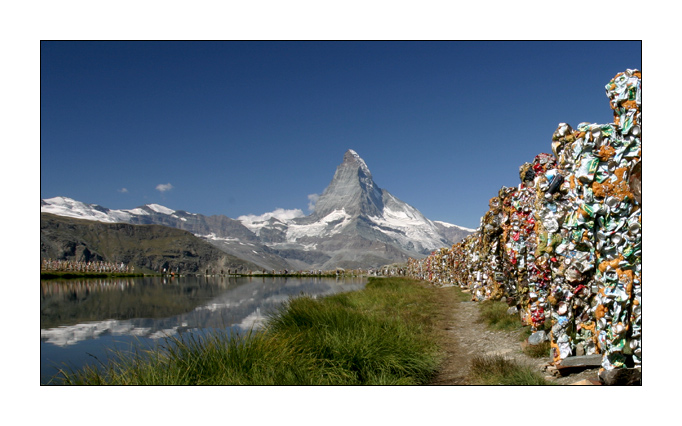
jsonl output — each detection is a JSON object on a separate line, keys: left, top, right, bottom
{"left": 286, "top": 209, "right": 352, "bottom": 241}
{"left": 42, "top": 196, "right": 135, "bottom": 223}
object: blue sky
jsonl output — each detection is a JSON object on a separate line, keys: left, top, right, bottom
{"left": 41, "top": 41, "right": 641, "bottom": 229}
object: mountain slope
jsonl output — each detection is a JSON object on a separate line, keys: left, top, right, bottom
{"left": 41, "top": 197, "right": 292, "bottom": 271}
{"left": 40, "top": 213, "right": 263, "bottom": 274}
{"left": 433, "top": 220, "right": 476, "bottom": 245}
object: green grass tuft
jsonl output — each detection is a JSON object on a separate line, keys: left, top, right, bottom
{"left": 522, "top": 341, "right": 552, "bottom": 358}
{"left": 477, "top": 300, "right": 521, "bottom": 331}
{"left": 469, "top": 355, "right": 552, "bottom": 385}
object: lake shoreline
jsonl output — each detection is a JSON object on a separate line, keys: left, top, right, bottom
{"left": 53, "top": 277, "right": 446, "bottom": 385}
{"left": 41, "top": 275, "right": 369, "bottom": 384}
{"left": 41, "top": 271, "right": 365, "bottom": 280}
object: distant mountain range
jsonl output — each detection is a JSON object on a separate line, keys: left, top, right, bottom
{"left": 41, "top": 149, "right": 474, "bottom": 271}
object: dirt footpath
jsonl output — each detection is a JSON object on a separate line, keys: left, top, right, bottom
{"left": 429, "top": 286, "right": 600, "bottom": 385}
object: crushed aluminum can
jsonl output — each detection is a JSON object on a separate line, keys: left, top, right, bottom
{"left": 629, "top": 161, "right": 642, "bottom": 204}
{"left": 564, "top": 267, "right": 583, "bottom": 284}
{"left": 576, "top": 154, "right": 600, "bottom": 183}
{"left": 558, "top": 342, "right": 572, "bottom": 359}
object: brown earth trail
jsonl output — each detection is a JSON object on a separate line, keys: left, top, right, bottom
{"left": 428, "top": 286, "right": 600, "bottom": 385}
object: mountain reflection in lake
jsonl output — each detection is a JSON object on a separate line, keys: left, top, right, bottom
{"left": 40, "top": 275, "right": 367, "bottom": 384}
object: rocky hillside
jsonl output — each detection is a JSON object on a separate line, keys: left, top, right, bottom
{"left": 40, "top": 213, "right": 263, "bottom": 274}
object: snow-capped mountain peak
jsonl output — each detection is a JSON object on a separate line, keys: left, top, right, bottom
{"left": 41, "top": 196, "right": 133, "bottom": 222}
{"left": 311, "top": 149, "right": 384, "bottom": 219}
{"left": 147, "top": 204, "right": 175, "bottom": 215}
{"left": 258, "top": 149, "right": 459, "bottom": 260}
{"left": 237, "top": 208, "right": 305, "bottom": 236}
{"left": 346, "top": 149, "right": 373, "bottom": 180}
{"left": 41, "top": 197, "right": 179, "bottom": 223}
{"left": 41, "top": 150, "right": 473, "bottom": 270}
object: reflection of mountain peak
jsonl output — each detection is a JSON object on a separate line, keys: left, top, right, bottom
{"left": 40, "top": 277, "right": 366, "bottom": 346}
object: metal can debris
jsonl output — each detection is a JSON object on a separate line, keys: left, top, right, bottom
{"left": 407, "top": 70, "right": 642, "bottom": 382}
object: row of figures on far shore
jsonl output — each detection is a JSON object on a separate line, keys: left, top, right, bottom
{"left": 368, "top": 267, "right": 406, "bottom": 277}
{"left": 42, "top": 258, "right": 133, "bottom": 273}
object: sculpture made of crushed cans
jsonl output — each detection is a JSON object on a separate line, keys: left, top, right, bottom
{"left": 407, "top": 69, "right": 641, "bottom": 380}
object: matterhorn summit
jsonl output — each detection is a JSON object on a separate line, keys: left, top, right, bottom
{"left": 311, "top": 149, "right": 385, "bottom": 219}
{"left": 250, "top": 149, "right": 470, "bottom": 269}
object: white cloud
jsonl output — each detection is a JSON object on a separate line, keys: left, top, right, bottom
{"left": 156, "top": 183, "right": 173, "bottom": 193}
{"left": 238, "top": 208, "right": 305, "bottom": 226}
{"left": 118, "top": 188, "right": 128, "bottom": 193}
{"left": 307, "top": 193, "right": 320, "bottom": 211}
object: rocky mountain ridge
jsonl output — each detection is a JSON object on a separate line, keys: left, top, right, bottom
{"left": 41, "top": 150, "right": 474, "bottom": 270}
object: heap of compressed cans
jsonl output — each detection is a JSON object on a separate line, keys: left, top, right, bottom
{"left": 407, "top": 70, "right": 641, "bottom": 375}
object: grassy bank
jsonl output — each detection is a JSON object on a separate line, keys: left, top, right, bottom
{"left": 468, "top": 354, "right": 550, "bottom": 385}
{"left": 55, "top": 277, "right": 444, "bottom": 385}
{"left": 237, "top": 273, "right": 342, "bottom": 278}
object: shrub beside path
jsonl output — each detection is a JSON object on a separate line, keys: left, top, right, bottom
{"left": 428, "top": 286, "right": 601, "bottom": 385}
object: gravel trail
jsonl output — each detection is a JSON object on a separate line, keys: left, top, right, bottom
{"left": 428, "top": 286, "right": 600, "bottom": 385}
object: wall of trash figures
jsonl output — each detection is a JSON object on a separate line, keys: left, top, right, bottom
{"left": 407, "top": 70, "right": 641, "bottom": 375}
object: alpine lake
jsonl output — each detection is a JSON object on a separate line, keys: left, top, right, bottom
{"left": 40, "top": 275, "right": 367, "bottom": 384}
